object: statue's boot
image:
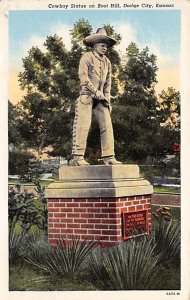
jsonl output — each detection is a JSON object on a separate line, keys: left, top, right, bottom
{"left": 103, "top": 156, "right": 122, "bottom": 165}
{"left": 69, "top": 155, "right": 89, "bottom": 166}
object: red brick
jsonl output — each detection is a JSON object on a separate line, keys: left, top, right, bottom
{"left": 81, "top": 224, "right": 94, "bottom": 229}
{"left": 67, "top": 213, "right": 80, "bottom": 218}
{"left": 66, "top": 234, "right": 75, "bottom": 239}
{"left": 115, "top": 202, "right": 124, "bottom": 207}
{"left": 136, "top": 196, "right": 143, "bottom": 200}
{"left": 102, "top": 208, "right": 118, "bottom": 213}
{"left": 140, "top": 200, "right": 147, "bottom": 204}
{"left": 65, "top": 229, "right": 74, "bottom": 234}
{"left": 54, "top": 223, "right": 66, "bottom": 228}
{"left": 144, "top": 204, "right": 150, "bottom": 209}
{"left": 48, "top": 203, "right": 54, "bottom": 207}
{"left": 136, "top": 205, "right": 143, "bottom": 210}
{"left": 133, "top": 200, "right": 140, "bottom": 205}
{"left": 108, "top": 203, "right": 116, "bottom": 207}
{"left": 73, "top": 208, "right": 86, "bottom": 213}
{"left": 60, "top": 218, "right": 73, "bottom": 223}
{"left": 80, "top": 203, "right": 94, "bottom": 207}
{"left": 62, "top": 208, "right": 73, "bottom": 212}
{"left": 54, "top": 213, "right": 66, "bottom": 218}
{"left": 88, "top": 198, "right": 101, "bottom": 202}
{"left": 49, "top": 223, "right": 53, "bottom": 228}
{"left": 109, "top": 213, "right": 121, "bottom": 218}
{"left": 49, "top": 238, "right": 59, "bottom": 243}
{"left": 88, "top": 219, "right": 101, "bottom": 224}
{"left": 74, "top": 229, "right": 87, "bottom": 234}
{"left": 101, "top": 198, "right": 115, "bottom": 202}
{"left": 88, "top": 229, "right": 101, "bottom": 235}
{"left": 87, "top": 208, "right": 100, "bottom": 213}
{"left": 128, "top": 206, "right": 136, "bottom": 212}
{"left": 48, "top": 218, "right": 59, "bottom": 223}
{"left": 123, "top": 196, "right": 136, "bottom": 201}
{"left": 48, "top": 199, "right": 60, "bottom": 202}
{"left": 124, "top": 201, "right": 132, "bottom": 206}
{"left": 109, "top": 224, "right": 120, "bottom": 230}
{"left": 102, "top": 230, "right": 119, "bottom": 236}
{"left": 61, "top": 199, "right": 73, "bottom": 202}
{"left": 48, "top": 208, "right": 60, "bottom": 213}
{"left": 95, "top": 203, "right": 108, "bottom": 207}
{"left": 73, "top": 199, "right": 87, "bottom": 202}
{"left": 81, "top": 234, "right": 95, "bottom": 240}
{"left": 102, "top": 219, "right": 117, "bottom": 224}
{"left": 54, "top": 203, "right": 66, "bottom": 207}
{"left": 95, "top": 224, "right": 108, "bottom": 229}
{"left": 94, "top": 213, "right": 108, "bottom": 218}
{"left": 67, "top": 203, "right": 79, "bottom": 207}
{"left": 74, "top": 218, "right": 87, "bottom": 223}
{"left": 81, "top": 213, "right": 94, "bottom": 218}
{"left": 49, "top": 213, "right": 53, "bottom": 218}
{"left": 67, "top": 223, "right": 80, "bottom": 228}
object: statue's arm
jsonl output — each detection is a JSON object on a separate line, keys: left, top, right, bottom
{"left": 78, "top": 54, "right": 97, "bottom": 95}
{"left": 103, "top": 60, "right": 112, "bottom": 101}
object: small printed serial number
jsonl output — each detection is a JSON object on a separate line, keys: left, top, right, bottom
{"left": 166, "top": 292, "right": 180, "bottom": 296}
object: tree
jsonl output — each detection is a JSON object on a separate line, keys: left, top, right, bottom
{"left": 8, "top": 101, "right": 23, "bottom": 147}
{"left": 112, "top": 43, "right": 161, "bottom": 162}
{"left": 158, "top": 87, "right": 180, "bottom": 130}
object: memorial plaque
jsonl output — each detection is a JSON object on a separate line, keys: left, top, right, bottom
{"left": 122, "top": 210, "right": 148, "bottom": 239}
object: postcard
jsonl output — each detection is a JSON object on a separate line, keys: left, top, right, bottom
{"left": 0, "top": 0, "right": 190, "bottom": 299}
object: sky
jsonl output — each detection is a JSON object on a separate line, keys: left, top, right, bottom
{"left": 8, "top": 9, "right": 181, "bottom": 104}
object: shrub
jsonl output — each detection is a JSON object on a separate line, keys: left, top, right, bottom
{"left": 153, "top": 220, "right": 180, "bottom": 267}
{"left": 26, "top": 237, "right": 99, "bottom": 281}
{"left": 90, "top": 236, "right": 160, "bottom": 290}
{"left": 8, "top": 184, "right": 47, "bottom": 235}
{"left": 9, "top": 228, "right": 25, "bottom": 265}
{"left": 9, "top": 150, "right": 34, "bottom": 178}
{"left": 152, "top": 206, "right": 180, "bottom": 267}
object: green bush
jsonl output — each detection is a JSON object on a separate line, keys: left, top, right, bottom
{"left": 90, "top": 236, "right": 160, "bottom": 290}
{"left": 8, "top": 184, "right": 47, "bottom": 235}
{"left": 152, "top": 206, "right": 180, "bottom": 267}
{"left": 9, "top": 150, "right": 34, "bottom": 178}
{"left": 25, "top": 237, "right": 99, "bottom": 281}
{"left": 9, "top": 228, "right": 25, "bottom": 265}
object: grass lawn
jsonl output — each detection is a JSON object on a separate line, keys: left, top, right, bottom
{"left": 153, "top": 186, "right": 180, "bottom": 194}
{"left": 9, "top": 262, "right": 96, "bottom": 291}
{"left": 9, "top": 259, "right": 180, "bottom": 291}
{"left": 9, "top": 179, "right": 52, "bottom": 186}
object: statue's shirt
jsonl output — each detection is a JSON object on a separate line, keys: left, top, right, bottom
{"left": 78, "top": 51, "right": 112, "bottom": 101}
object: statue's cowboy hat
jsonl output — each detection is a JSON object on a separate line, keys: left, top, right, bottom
{"left": 83, "top": 28, "right": 116, "bottom": 47}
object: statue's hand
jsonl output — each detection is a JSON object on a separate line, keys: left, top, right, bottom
{"left": 95, "top": 90, "right": 106, "bottom": 100}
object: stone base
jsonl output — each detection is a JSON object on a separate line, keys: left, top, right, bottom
{"left": 45, "top": 165, "right": 153, "bottom": 247}
{"left": 45, "top": 165, "right": 153, "bottom": 198}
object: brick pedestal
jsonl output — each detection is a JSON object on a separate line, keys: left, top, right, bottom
{"left": 45, "top": 165, "right": 153, "bottom": 247}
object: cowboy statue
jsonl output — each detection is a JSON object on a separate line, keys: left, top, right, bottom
{"left": 70, "top": 28, "right": 122, "bottom": 166}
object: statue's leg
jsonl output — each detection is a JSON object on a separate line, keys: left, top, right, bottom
{"left": 72, "top": 95, "right": 93, "bottom": 156}
{"left": 93, "top": 102, "right": 115, "bottom": 158}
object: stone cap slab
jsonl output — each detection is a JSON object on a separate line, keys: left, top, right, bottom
{"left": 59, "top": 164, "right": 139, "bottom": 180}
{"left": 45, "top": 164, "right": 153, "bottom": 198}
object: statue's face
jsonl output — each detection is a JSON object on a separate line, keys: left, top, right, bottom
{"left": 94, "top": 43, "right": 108, "bottom": 56}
